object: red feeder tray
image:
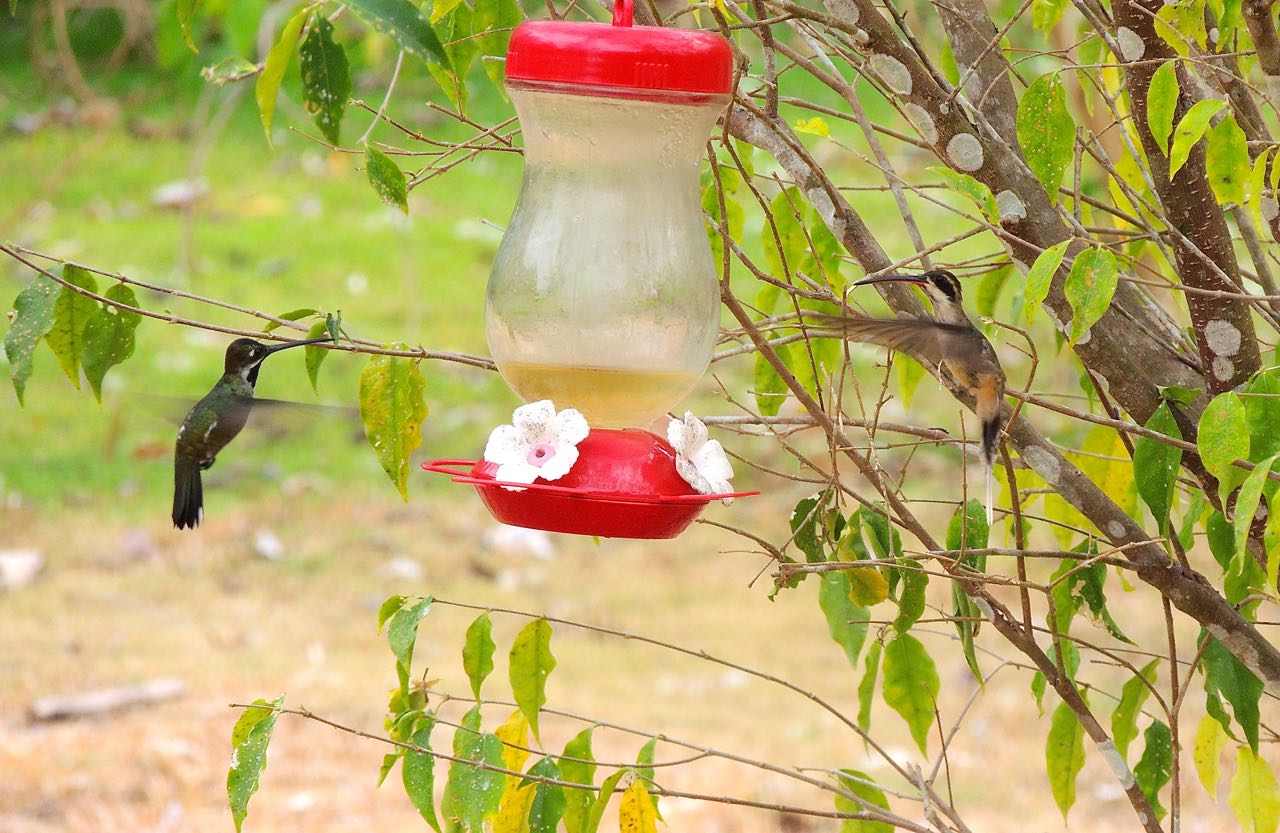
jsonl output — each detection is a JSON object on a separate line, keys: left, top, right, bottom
{"left": 423, "top": 428, "right": 757, "bottom": 539}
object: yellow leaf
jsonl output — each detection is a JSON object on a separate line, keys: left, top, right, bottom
{"left": 619, "top": 781, "right": 658, "bottom": 833}
{"left": 846, "top": 567, "right": 890, "bottom": 606}
{"left": 494, "top": 710, "right": 534, "bottom": 833}
{"left": 1193, "top": 713, "right": 1227, "bottom": 799}
{"left": 794, "top": 117, "right": 830, "bottom": 137}
{"left": 1229, "top": 745, "right": 1280, "bottom": 833}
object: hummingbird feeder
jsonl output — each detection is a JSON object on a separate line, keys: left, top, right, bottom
{"left": 424, "top": 0, "right": 757, "bottom": 538}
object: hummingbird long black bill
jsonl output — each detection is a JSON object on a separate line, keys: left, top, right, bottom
{"left": 263, "top": 336, "right": 333, "bottom": 354}
{"left": 852, "top": 275, "right": 929, "bottom": 287}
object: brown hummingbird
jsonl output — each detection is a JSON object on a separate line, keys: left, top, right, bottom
{"left": 808, "top": 269, "right": 1006, "bottom": 521}
{"left": 172, "top": 336, "right": 332, "bottom": 529}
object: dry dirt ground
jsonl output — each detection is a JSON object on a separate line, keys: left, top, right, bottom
{"left": 0, "top": 493, "right": 1268, "bottom": 833}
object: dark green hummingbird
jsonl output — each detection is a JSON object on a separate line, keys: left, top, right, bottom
{"left": 172, "top": 336, "right": 331, "bottom": 529}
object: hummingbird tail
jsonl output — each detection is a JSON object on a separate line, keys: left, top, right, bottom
{"left": 984, "top": 464, "right": 995, "bottom": 526}
{"left": 981, "top": 416, "right": 1001, "bottom": 527}
{"left": 173, "top": 456, "right": 204, "bottom": 529}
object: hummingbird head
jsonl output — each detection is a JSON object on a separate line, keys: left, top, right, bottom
{"left": 223, "top": 336, "right": 331, "bottom": 385}
{"left": 853, "top": 269, "right": 968, "bottom": 324}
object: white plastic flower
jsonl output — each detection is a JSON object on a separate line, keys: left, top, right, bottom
{"left": 668, "top": 412, "right": 735, "bottom": 502}
{"left": 484, "top": 400, "right": 589, "bottom": 490}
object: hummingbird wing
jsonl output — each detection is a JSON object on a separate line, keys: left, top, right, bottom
{"left": 805, "top": 314, "right": 973, "bottom": 366}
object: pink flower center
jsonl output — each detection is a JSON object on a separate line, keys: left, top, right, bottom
{"left": 526, "top": 442, "right": 556, "bottom": 467}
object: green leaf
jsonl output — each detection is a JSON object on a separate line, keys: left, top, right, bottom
{"left": 634, "top": 739, "right": 659, "bottom": 820}
{"left": 892, "top": 562, "right": 927, "bottom": 633}
{"left": 365, "top": 145, "right": 409, "bottom": 213}
{"left": 881, "top": 633, "right": 939, "bottom": 753}
{"left": 1199, "top": 391, "right": 1249, "bottom": 499}
{"left": 255, "top": 7, "right": 309, "bottom": 144}
{"left": 325, "top": 310, "right": 341, "bottom": 344}
{"left": 526, "top": 758, "right": 568, "bottom": 833}
{"left": 1063, "top": 247, "right": 1118, "bottom": 345}
{"left": 834, "top": 769, "right": 893, "bottom": 833}
{"left": 359, "top": 350, "right": 427, "bottom": 499}
{"left": 227, "top": 695, "right": 285, "bottom": 833}
{"left": 1156, "top": 0, "right": 1208, "bottom": 56}
{"left": 45, "top": 264, "right": 99, "bottom": 389}
{"left": 1169, "top": 99, "right": 1227, "bottom": 178}
{"left": 426, "top": 0, "right": 479, "bottom": 109}
{"left": 1023, "top": 240, "right": 1070, "bottom": 325}
{"left": 753, "top": 349, "right": 789, "bottom": 417}
{"left": 1250, "top": 148, "right": 1275, "bottom": 231}
{"left": 509, "top": 618, "right": 556, "bottom": 743}
{"left": 819, "top": 570, "right": 869, "bottom": 670}
{"left": 560, "top": 729, "right": 597, "bottom": 833}
{"left": 1032, "top": 0, "right": 1069, "bottom": 31}
{"left": 347, "top": 0, "right": 450, "bottom": 67}
{"left": 443, "top": 706, "right": 507, "bottom": 832}
{"left": 1245, "top": 370, "right": 1280, "bottom": 461}
{"left": 930, "top": 166, "right": 999, "bottom": 224}
{"left": 177, "top": 0, "right": 200, "bottom": 50}
{"left": 387, "top": 596, "right": 432, "bottom": 691}
{"left": 584, "top": 769, "right": 628, "bottom": 833}
{"left": 975, "top": 265, "right": 1011, "bottom": 319}
{"left": 263, "top": 308, "right": 319, "bottom": 333}
{"left": 1230, "top": 745, "right": 1280, "bottom": 833}
{"left": 1203, "top": 634, "right": 1263, "bottom": 752}
{"left": 431, "top": 0, "right": 466, "bottom": 22}
{"left": 1147, "top": 61, "right": 1179, "bottom": 156}
{"left": 1046, "top": 700, "right": 1085, "bottom": 818}
{"left": 302, "top": 320, "right": 329, "bottom": 393}
{"left": 202, "top": 55, "right": 258, "bottom": 86}
{"left": 857, "top": 640, "right": 881, "bottom": 732}
{"left": 1017, "top": 73, "right": 1076, "bottom": 197}
{"left": 1135, "top": 720, "right": 1172, "bottom": 820}
{"left": 404, "top": 715, "right": 443, "bottom": 832}
{"left": 896, "top": 354, "right": 926, "bottom": 409}
{"left": 377, "top": 594, "right": 408, "bottom": 633}
{"left": 81, "top": 283, "right": 141, "bottom": 402}
{"left": 1207, "top": 114, "right": 1249, "bottom": 205}
{"left": 4, "top": 272, "right": 60, "bottom": 404}
{"left": 299, "top": 16, "right": 352, "bottom": 145}
{"left": 463, "top": 612, "right": 497, "bottom": 701}
{"left": 946, "top": 499, "right": 989, "bottom": 550}
{"left": 474, "top": 0, "right": 521, "bottom": 93}
{"left": 1232, "top": 455, "right": 1277, "bottom": 587}
{"left": 378, "top": 750, "right": 402, "bottom": 787}
{"left": 1134, "top": 402, "right": 1183, "bottom": 531}
{"left": 1193, "top": 712, "right": 1228, "bottom": 797}
{"left": 1112, "top": 660, "right": 1158, "bottom": 759}
{"left": 1031, "top": 670, "right": 1047, "bottom": 714}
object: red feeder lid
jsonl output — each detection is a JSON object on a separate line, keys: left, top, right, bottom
{"left": 505, "top": 0, "right": 733, "bottom": 96}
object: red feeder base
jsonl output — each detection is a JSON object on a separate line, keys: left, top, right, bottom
{"left": 423, "top": 428, "right": 757, "bottom": 539}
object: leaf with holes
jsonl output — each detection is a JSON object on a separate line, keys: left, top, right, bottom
{"left": 1017, "top": 73, "right": 1076, "bottom": 197}
{"left": 81, "top": 283, "right": 141, "bottom": 403}
{"left": 524, "top": 757, "right": 567, "bottom": 833}
{"left": 1169, "top": 99, "right": 1227, "bottom": 178}
{"left": 1135, "top": 721, "right": 1172, "bottom": 820}
{"left": 1063, "top": 247, "right": 1117, "bottom": 345}
{"left": 365, "top": 145, "right": 409, "bottom": 213}
{"left": 255, "top": 8, "right": 309, "bottom": 144}
{"left": 227, "top": 696, "right": 285, "bottom": 833}
{"left": 443, "top": 705, "right": 506, "bottom": 832}
{"left": 44, "top": 264, "right": 100, "bottom": 390}
{"left": 300, "top": 16, "right": 352, "bottom": 144}
{"left": 4, "top": 271, "right": 60, "bottom": 405}
{"left": 359, "top": 350, "right": 427, "bottom": 499}
{"left": 881, "top": 633, "right": 939, "bottom": 753}
{"left": 348, "top": 0, "right": 450, "bottom": 68}
{"left": 404, "top": 714, "right": 443, "bottom": 832}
